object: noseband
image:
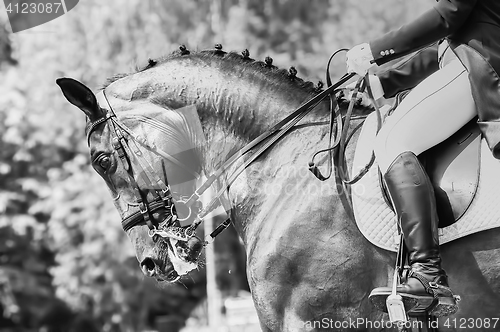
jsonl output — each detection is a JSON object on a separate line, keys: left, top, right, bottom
{"left": 87, "top": 91, "right": 202, "bottom": 241}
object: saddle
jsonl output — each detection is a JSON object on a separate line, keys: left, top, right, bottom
{"left": 394, "top": 117, "right": 481, "bottom": 228}
{"left": 351, "top": 104, "right": 500, "bottom": 252}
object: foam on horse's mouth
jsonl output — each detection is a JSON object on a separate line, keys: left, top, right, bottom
{"left": 166, "top": 238, "right": 198, "bottom": 277}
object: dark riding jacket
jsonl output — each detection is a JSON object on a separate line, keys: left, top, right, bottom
{"left": 370, "top": 0, "right": 500, "bottom": 158}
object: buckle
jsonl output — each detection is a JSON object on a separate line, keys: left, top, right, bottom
{"left": 139, "top": 203, "right": 148, "bottom": 215}
{"left": 428, "top": 281, "right": 439, "bottom": 289}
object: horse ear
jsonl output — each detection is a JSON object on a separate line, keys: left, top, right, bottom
{"left": 56, "top": 78, "right": 103, "bottom": 120}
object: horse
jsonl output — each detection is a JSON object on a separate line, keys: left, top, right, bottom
{"left": 57, "top": 46, "right": 500, "bottom": 331}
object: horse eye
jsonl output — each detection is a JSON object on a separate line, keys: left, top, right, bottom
{"left": 97, "top": 155, "right": 111, "bottom": 169}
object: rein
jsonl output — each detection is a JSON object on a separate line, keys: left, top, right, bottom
{"left": 309, "top": 50, "right": 382, "bottom": 185}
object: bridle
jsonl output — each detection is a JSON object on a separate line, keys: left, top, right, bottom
{"left": 86, "top": 51, "right": 381, "bottom": 245}
{"left": 87, "top": 91, "right": 202, "bottom": 241}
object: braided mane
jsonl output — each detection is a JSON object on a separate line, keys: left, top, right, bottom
{"left": 101, "top": 45, "right": 371, "bottom": 141}
{"left": 103, "top": 45, "right": 324, "bottom": 96}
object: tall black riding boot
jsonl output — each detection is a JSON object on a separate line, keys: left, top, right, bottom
{"left": 369, "top": 151, "right": 459, "bottom": 317}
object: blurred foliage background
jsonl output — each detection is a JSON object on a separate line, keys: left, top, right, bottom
{"left": 0, "top": 0, "right": 430, "bottom": 331}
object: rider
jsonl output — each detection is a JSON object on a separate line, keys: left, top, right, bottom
{"left": 345, "top": 0, "right": 500, "bottom": 312}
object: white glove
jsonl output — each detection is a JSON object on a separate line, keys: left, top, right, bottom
{"left": 346, "top": 43, "right": 375, "bottom": 76}
{"left": 345, "top": 75, "right": 385, "bottom": 101}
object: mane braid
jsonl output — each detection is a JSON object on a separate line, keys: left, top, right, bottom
{"left": 194, "top": 51, "right": 319, "bottom": 96}
{"left": 102, "top": 48, "right": 320, "bottom": 96}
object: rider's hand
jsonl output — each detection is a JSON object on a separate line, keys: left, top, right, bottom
{"left": 345, "top": 75, "right": 385, "bottom": 102}
{"left": 346, "top": 43, "right": 375, "bottom": 76}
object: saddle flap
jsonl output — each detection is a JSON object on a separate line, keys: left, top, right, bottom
{"left": 421, "top": 118, "right": 481, "bottom": 227}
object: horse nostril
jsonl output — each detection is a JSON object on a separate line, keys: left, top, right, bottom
{"left": 140, "top": 257, "right": 156, "bottom": 277}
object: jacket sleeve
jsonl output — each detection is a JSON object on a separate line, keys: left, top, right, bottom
{"left": 377, "top": 43, "right": 439, "bottom": 98}
{"left": 370, "top": 0, "right": 477, "bottom": 65}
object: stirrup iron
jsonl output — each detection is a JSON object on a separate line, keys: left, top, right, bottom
{"left": 386, "top": 234, "right": 408, "bottom": 324}
{"left": 386, "top": 269, "right": 408, "bottom": 324}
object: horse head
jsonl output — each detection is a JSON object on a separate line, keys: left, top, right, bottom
{"left": 56, "top": 77, "right": 205, "bottom": 283}
{"left": 56, "top": 47, "right": 342, "bottom": 285}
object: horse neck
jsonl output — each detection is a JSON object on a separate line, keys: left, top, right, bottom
{"left": 118, "top": 54, "right": 326, "bottom": 174}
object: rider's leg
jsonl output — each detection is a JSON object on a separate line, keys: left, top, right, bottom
{"left": 373, "top": 57, "right": 476, "bottom": 309}
{"left": 375, "top": 59, "right": 476, "bottom": 173}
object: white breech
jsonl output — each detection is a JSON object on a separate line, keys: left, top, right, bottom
{"left": 374, "top": 48, "right": 477, "bottom": 173}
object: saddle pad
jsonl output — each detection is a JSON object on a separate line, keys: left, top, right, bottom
{"left": 351, "top": 110, "right": 500, "bottom": 252}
